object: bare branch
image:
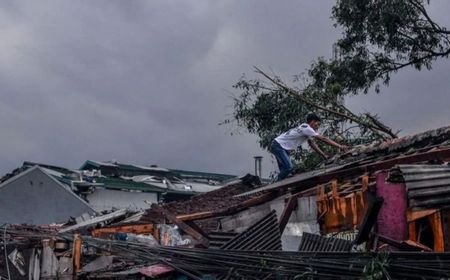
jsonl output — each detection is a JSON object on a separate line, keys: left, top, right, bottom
{"left": 407, "top": 0, "right": 448, "bottom": 34}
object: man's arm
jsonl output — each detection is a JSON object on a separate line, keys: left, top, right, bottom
{"left": 307, "top": 139, "right": 328, "bottom": 159}
{"left": 314, "top": 135, "right": 349, "bottom": 151}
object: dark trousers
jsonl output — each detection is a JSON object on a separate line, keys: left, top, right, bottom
{"left": 270, "top": 140, "right": 293, "bottom": 181}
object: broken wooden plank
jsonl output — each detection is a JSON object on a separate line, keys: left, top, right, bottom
{"left": 177, "top": 211, "right": 214, "bottom": 221}
{"left": 158, "top": 206, "right": 209, "bottom": 247}
{"left": 91, "top": 224, "right": 155, "bottom": 238}
{"left": 376, "top": 234, "right": 431, "bottom": 251}
{"left": 407, "top": 209, "right": 438, "bottom": 222}
{"left": 72, "top": 234, "right": 82, "bottom": 273}
{"left": 185, "top": 221, "right": 209, "bottom": 239}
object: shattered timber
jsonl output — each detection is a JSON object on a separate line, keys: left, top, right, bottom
{"left": 2, "top": 126, "right": 450, "bottom": 279}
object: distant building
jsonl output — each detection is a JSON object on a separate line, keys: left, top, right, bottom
{"left": 0, "top": 166, "right": 95, "bottom": 224}
{"left": 4, "top": 160, "right": 238, "bottom": 214}
{"left": 78, "top": 160, "right": 237, "bottom": 207}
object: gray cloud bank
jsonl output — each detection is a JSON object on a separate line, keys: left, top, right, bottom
{"left": 0, "top": 1, "right": 449, "bottom": 178}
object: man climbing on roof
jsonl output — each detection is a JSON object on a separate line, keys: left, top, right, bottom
{"left": 270, "top": 113, "right": 349, "bottom": 181}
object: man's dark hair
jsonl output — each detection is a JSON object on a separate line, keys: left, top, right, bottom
{"left": 306, "top": 113, "right": 321, "bottom": 123}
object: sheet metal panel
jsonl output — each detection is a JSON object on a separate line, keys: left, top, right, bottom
{"left": 220, "top": 210, "right": 282, "bottom": 251}
{"left": 298, "top": 232, "right": 353, "bottom": 252}
{"left": 396, "top": 164, "right": 450, "bottom": 209}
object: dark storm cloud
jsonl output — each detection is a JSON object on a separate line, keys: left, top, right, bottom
{"left": 0, "top": 1, "right": 448, "bottom": 178}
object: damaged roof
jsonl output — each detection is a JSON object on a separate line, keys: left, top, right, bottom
{"left": 2, "top": 161, "right": 233, "bottom": 198}
{"left": 330, "top": 125, "right": 450, "bottom": 165}
{"left": 388, "top": 163, "right": 450, "bottom": 209}
{"left": 239, "top": 125, "right": 450, "bottom": 197}
{"left": 139, "top": 174, "right": 261, "bottom": 227}
{"left": 80, "top": 160, "right": 237, "bottom": 183}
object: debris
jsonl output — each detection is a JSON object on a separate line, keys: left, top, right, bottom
{"left": 125, "top": 233, "right": 158, "bottom": 246}
{"left": 40, "top": 239, "right": 58, "bottom": 278}
{"left": 354, "top": 193, "right": 384, "bottom": 245}
{"left": 158, "top": 207, "right": 209, "bottom": 247}
{"left": 139, "top": 264, "right": 174, "bottom": 277}
{"left": 1, "top": 126, "right": 450, "bottom": 279}
{"left": 81, "top": 255, "right": 114, "bottom": 273}
{"left": 8, "top": 248, "right": 26, "bottom": 276}
{"left": 59, "top": 209, "right": 128, "bottom": 233}
{"left": 298, "top": 232, "right": 353, "bottom": 252}
{"left": 220, "top": 210, "right": 282, "bottom": 251}
{"left": 389, "top": 164, "right": 450, "bottom": 208}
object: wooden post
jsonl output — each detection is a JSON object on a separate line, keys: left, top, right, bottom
{"left": 279, "top": 195, "right": 298, "bottom": 234}
{"left": 158, "top": 206, "right": 209, "bottom": 247}
{"left": 362, "top": 175, "right": 369, "bottom": 192}
{"left": 331, "top": 180, "right": 339, "bottom": 198}
{"left": 430, "top": 212, "right": 444, "bottom": 252}
{"left": 73, "top": 233, "right": 82, "bottom": 274}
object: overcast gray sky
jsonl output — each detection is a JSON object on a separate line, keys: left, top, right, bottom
{"left": 1, "top": 1, "right": 449, "bottom": 178}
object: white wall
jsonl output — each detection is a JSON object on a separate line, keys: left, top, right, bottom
{"left": 270, "top": 196, "right": 320, "bottom": 251}
{"left": 219, "top": 195, "right": 319, "bottom": 251}
{"left": 86, "top": 189, "right": 158, "bottom": 212}
{"left": 0, "top": 167, "right": 94, "bottom": 224}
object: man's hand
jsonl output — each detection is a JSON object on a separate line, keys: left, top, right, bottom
{"left": 315, "top": 135, "right": 349, "bottom": 153}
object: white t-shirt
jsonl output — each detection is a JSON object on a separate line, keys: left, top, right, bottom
{"left": 275, "top": 123, "right": 319, "bottom": 150}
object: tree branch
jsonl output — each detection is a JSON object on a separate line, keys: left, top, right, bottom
{"left": 407, "top": 0, "right": 448, "bottom": 34}
{"left": 253, "top": 66, "right": 396, "bottom": 139}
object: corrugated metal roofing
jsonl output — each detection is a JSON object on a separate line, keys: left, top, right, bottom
{"left": 298, "top": 232, "right": 353, "bottom": 252}
{"left": 96, "top": 177, "right": 169, "bottom": 193}
{"left": 391, "top": 164, "right": 450, "bottom": 208}
{"left": 334, "top": 125, "right": 450, "bottom": 164}
{"left": 235, "top": 164, "right": 349, "bottom": 197}
{"left": 82, "top": 160, "right": 119, "bottom": 167}
{"left": 208, "top": 231, "right": 238, "bottom": 249}
{"left": 80, "top": 160, "right": 237, "bottom": 183}
{"left": 237, "top": 125, "right": 450, "bottom": 198}
{"left": 220, "top": 210, "right": 282, "bottom": 251}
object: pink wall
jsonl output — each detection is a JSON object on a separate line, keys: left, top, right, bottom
{"left": 376, "top": 171, "right": 407, "bottom": 241}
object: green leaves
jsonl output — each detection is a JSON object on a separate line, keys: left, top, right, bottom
{"left": 224, "top": 71, "right": 385, "bottom": 171}
{"left": 330, "top": 0, "right": 450, "bottom": 93}
{"left": 362, "top": 253, "right": 391, "bottom": 280}
{"left": 223, "top": 0, "right": 449, "bottom": 172}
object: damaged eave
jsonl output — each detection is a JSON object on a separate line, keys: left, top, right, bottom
{"left": 239, "top": 145, "right": 450, "bottom": 198}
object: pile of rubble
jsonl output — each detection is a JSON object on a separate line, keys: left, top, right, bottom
{"left": 2, "top": 125, "right": 450, "bottom": 279}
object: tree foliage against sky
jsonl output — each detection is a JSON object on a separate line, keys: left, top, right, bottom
{"left": 329, "top": 0, "right": 450, "bottom": 94}
{"left": 224, "top": 0, "right": 450, "bottom": 171}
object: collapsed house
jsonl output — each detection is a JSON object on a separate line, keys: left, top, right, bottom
{"left": 2, "top": 125, "right": 450, "bottom": 279}
{"left": 136, "top": 125, "right": 450, "bottom": 252}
